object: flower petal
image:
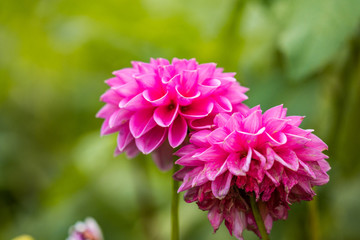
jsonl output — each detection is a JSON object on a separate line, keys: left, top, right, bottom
{"left": 129, "top": 108, "right": 156, "bottom": 138}
{"left": 151, "top": 141, "right": 173, "bottom": 171}
{"left": 119, "top": 93, "right": 153, "bottom": 111}
{"left": 180, "top": 99, "right": 214, "bottom": 119}
{"left": 211, "top": 171, "right": 233, "bottom": 199}
{"left": 214, "top": 95, "right": 232, "bottom": 112}
{"left": 153, "top": 102, "right": 179, "bottom": 127}
{"left": 135, "top": 126, "right": 167, "bottom": 154}
{"left": 143, "top": 90, "right": 170, "bottom": 106}
{"left": 168, "top": 115, "right": 188, "bottom": 148}
{"left": 117, "top": 124, "right": 133, "bottom": 151}
{"left": 109, "top": 109, "right": 132, "bottom": 128}
{"left": 208, "top": 204, "right": 224, "bottom": 232}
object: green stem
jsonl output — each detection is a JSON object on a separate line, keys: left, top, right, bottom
{"left": 249, "top": 194, "right": 270, "bottom": 240}
{"left": 308, "top": 198, "right": 320, "bottom": 240}
{"left": 171, "top": 164, "right": 180, "bottom": 240}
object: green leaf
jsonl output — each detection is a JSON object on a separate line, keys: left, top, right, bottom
{"left": 279, "top": 0, "right": 360, "bottom": 80}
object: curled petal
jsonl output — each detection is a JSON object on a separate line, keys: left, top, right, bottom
{"left": 153, "top": 103, "right": 179, "bottom": 127}
{"left": 180, "top": 99, "right": 214, "bottom": 119}
{"left": 129, "top": 108, "right": 156, "bottom": 138}
{"left": 168, "top": 115, "right": 188, "bottom": 148}
{"left": 135, "top": 126, "right": 167, "bottom": 154}
{"left": 211, "top": 171, "right": 233, "bottom": 199}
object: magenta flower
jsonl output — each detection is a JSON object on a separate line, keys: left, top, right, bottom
{"left": 174, "top": 105, "right": 330, "bottom": 239}
{"left": 97, "top": 58, "right": 248, "bottom": 170}
{"left": 67, "top": 217, "right": 103, "bottom": 240}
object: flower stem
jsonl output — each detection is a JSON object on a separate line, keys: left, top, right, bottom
{"left": 249, "top": 194, "right": 270, "bottom": 240}
{"left": 171, "top": 164, "right": 180, "bottom": 240}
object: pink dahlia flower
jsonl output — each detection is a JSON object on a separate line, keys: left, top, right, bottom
{"left": 67, "top": 217, "right": 103, "bottom": 240}
{"left": 174, "top": 105, "right": 330, "bottom": 239}
{"left": 97, "top": 58, "right": 248, "bottom": 170}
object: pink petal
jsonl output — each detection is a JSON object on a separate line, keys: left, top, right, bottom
{"left": 207, "top": 128, "right": 228, "bottom": 145}
{"left": 253, "top": 149, "right": 266, "bottom": 168}
{"left": 211, "top": 171, "right": 233, "bottom": 199}
{"left": 286, "top": 116, "right": 304, "bottom": 127}
{"left": 135, "top": 126, "right": 167, "bottom": 154}
{"left": 112, "top": 68, "right": 135, "bottom": 83}
{"left": 143, "top": 90, "right": 170, "bottom": 106}
{"left": 100, "top": 89, "right": 122, "bottom": 105}
{"left": 151, "top": 141, "right": 174, "bottom": 171}
{"left": 175, "top": 155, "right": 204, "bottom": 166}
{"left": 190, "top": 130, "right": 211, "bottom": 147}
{"left": 222, "top": 84, "right": 249, "bottom": 103}
{"left": 153, "top": 103, "right": 179, "bottom": 127}
{"left": 265, "top": 131, "right": 287, "bottom": 146}
{"left": 275, "top": 149, "right": 299, "bottom": 171}
{"left": 180, "top": 99, "right": 214, "bottom": 119}
{"left": 109, "top": 109, "right": 132, "bottom": 128}
{"left": 263, "top": 104, "right": 286, "bottom": 122}
{"left": 129, "top": 108, "right": 156, "bottom": 138}
{"left": 96, "top": 104, "right": 118, "bottom": 118}
{"left": 306, "top": 133, "right": 328, "bottom": 151}
{"left": 100, "top": 118, "right": 122, "bottom": 136}
{"left": 174, "top": 144, "right": 198, "bottom": 157}
{"left": 298, "top": 160, "right": 316, "bottom": 179}
{"left": 189, "top": 116, "right": 215, "bottom": 130}
{"left": 226, "top": 148, "right": 252, "bottom": 176}
{"left": 192, "top": 168, "right": 208, "bottom": 187}
{"left": 192, "top": 145, "right": 227, "bottom": 162}
{"left": 242, "top": 110, "right": 262, "bottom": 133}
{"left": 199, "top": 78, "right": 221, "bottom": 96}
{"left": 223, "top": 131, "right": 243, "bottom": 152}
{"left": 179, "top": 69, "right": 199, "bottom": 94}
{"left": 214, "top": 96, "right": 232, "bottom": 112}
{"left": 265, "top": 118, "right": 290, "bottom": 134}
{"left": 230, "top": 209, "right": 247, "bottom": 240}
{"left": 117, "top": 125, "right": 133, "bottom": 151}
{"left": 134, "top": 74, "right": 158, "bottom": 89}
{"left": 198, "top": 63, "right": 216, "bottom": 81}
{"left": 205, "top": 161, "right": 228, "bottom": 181}
{"left": 213, "top": 113, "right": 231, "bottom": 127}
{"left": 225, "top": 113, "right": 243, "bottom": 131}
{"left": 168, "top": 115, "right": 188, "bottom": 148}
{"left": 295, "top": 147, "right": 328, "bottom": 161}
{"left": 208, "top": 204, "right": 224, "bottom": 232}
{"left": 123, "top": 141, "right": 140, "bottom": 158}
{"left": 119, "top": 93, "right": 153, "bottom": 111}
{"left": 113, "top": 81, "right": 140, "bottom": 97}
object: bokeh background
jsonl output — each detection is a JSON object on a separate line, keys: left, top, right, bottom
{"left": 1, "top": 0, "right": 360, "bottom": 239}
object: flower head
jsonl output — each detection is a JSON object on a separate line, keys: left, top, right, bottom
{"left": 174, "top": 105, "right": 330, "bottom": 239}
{"left": 97, "top": 58, "right": 248, "bottom": 170}
{"left": 67, "top": 217, "right": 103, "bottom": 240}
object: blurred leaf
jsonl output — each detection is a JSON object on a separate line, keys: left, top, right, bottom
{"left": 279, "top": 0, "right": 360, "bottom": 80}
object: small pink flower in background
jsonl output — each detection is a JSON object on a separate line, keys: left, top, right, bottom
{"left": 174, "top": 105, "right": 330, "bottom": 239}
{"left": 67, "top": 217, "right": 103, "bottom": 240}
{"left": 97, "top": 58, "right": 248, "bottom": 170}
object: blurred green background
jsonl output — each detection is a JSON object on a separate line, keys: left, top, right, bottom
{"left": 1, "top": 0, "right": 360, "bottom": 239}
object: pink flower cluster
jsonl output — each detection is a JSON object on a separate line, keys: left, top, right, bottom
{"left": 174, "top": 105, "right": 330, "bottom": 239}
{"left": 97, "top": 58, "right": 330, "bottom": 239}
{"left": 97, "top": 58, "right": 248, "bottom": 170}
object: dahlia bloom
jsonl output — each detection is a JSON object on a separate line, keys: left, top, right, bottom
{"left": 174, "top": 105, "right": 330, "bottom": 239}
{"left": 67, "top": 217, "right": 103, "bottom": 240}
{"left": 97, "top": 58, "right": 248, "bottom": 170}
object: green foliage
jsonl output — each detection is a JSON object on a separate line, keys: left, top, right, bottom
{"left": 0, "top": 0, "right": 359, "bottom": 239}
